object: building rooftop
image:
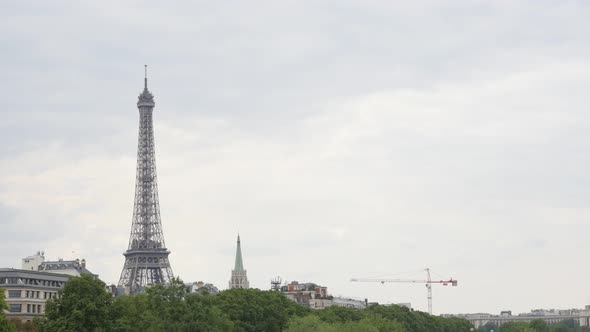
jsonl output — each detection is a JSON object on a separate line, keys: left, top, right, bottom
{"left": 0, "top": 268, "right": 72, "bottom": 280}
{"left": 39, "top": 259, "right": 95, "bottom": 276}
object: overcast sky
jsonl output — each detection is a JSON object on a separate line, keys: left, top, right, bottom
{"left": 1, "top": 0, "right": 590, "bottom": 315}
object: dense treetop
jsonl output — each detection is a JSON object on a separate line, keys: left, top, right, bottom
{"left": 25, "top": 276, "right": 474, "bottom": 332}
{"left": 478, "top": 319, "right": 590, "bottom": 332}
{"left": 8, "top": 275, "right": 584, "bottom": 332}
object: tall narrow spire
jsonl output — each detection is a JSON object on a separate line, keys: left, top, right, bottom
{"left": 144, "top": 64, "right": 148, "bottom": 90}
{"left": 229, "top": 234, "right": 249, "bottom": 289}
{"left": 137, "top": 65, "right": 154, "bottom": 108}
{"left": 234, "top": 234, "right": 244, "bottom": 272}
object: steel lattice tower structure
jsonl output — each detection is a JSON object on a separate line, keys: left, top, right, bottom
{"left": 118, "top": 66, "right": 173, "bottom": 294}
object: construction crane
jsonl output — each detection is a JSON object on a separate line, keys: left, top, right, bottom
{"left": 350, "top": 268, "right": 458, "bottom": 315}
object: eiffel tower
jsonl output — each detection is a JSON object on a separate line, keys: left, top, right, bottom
{"left": 118, "top": 66, "right": 174, "bottom": 294}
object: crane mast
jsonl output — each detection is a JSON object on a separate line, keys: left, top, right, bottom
{"left": 351, "top": 268, "right": 458, "bottom": 315}
{"left": 426, "top": 268, "right": 432, "bottom": 315}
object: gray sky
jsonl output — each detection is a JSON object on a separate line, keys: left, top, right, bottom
{"left": 1, "top": 0, "right": 590, "bottom": 315}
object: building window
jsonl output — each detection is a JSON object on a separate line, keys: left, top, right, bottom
{"left": 4, "top": 278, "right": 19, "bottom": 285}
{"left": 7, "top": 290, "right": 21, "bottom": 298}
{"left": 27, "top": 304, "right": 31, "bottom": 313}
{"left": 9, "top": 304, "right": 21, "bottom": 313}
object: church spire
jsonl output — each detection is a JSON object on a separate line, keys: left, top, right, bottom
{"left": 229, "top": 234, "right": 249, "bottom": 289}
{"left": 234, "top": 234, "right": 244, "bottom": 272}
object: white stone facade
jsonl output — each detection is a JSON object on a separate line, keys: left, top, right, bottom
{"left": 229, "top": 270, "right": 249, "bottom": 289}
{"left": 0, "top": 269, "right": 69, "bottom": 322}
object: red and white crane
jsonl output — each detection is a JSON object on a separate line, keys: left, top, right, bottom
{"left": 351, "top": 268, "right": 458, "bottom": 315}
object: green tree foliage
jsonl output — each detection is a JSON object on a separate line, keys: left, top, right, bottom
{"left": 359, "top": 314, "right": 406, "bottom": 332}
{"left": 287, "top": 315, "right": 331, "bottom": 332}
{"left": 315, "top": 306, "right": 364, "bottom": 323}
{"left": 286, "top": 315, "right": 405, "bottom": 332}
{"left": 8, "top": 319, "right": 36, "bottom": 332}
{"left": 498, "top": 319, "right": 590, "bottom": 332}
{"left": 0, "top": 289, "right": 16, "bottom": 332}
{"left": 547, "top": 319, "right": 590, "bottom": 332}
{"left": 479, "top": 322, "right": 498, "bottom": 332}
{"left": 109, "top": 293, "right": 152, "bottom": 332}
{"left": 42, "top": 274, "right": 112, "bottom": 332}
{"left": 363, "top": 304, "right": 472, "bottom": 332}
{"left": 529, "top": 319, "right": 549, "bottom": 332}
{"left": 36, "top": 276, "right": 472, "bottom": 332}
{"left": 307, "top": 306, "right": 405, "bottom": 331}
{"left": 110, "top": 279, "right": 233, "bottom": 332}
{"left": 215, "top": 288, "right": 309, "bottom": 331}
{"left": 499, "top": 321, "right": 535, "bottom": 332}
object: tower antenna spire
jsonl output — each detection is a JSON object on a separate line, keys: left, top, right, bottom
{"left": 144, "top": 64, "right": 148, "bottom": 89}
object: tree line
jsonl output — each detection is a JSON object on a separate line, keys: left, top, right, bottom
{"left": 1, "top": 274, "right": 470, "bottom": 331}
{"left": 3, "top": 276, "right": 588, "bottom": 332}
{"left": 478, "top": 319, "right": 590, "bottom": 332}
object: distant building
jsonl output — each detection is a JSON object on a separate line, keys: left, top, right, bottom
{"left": 21, "top": 252, "right": 45, "bottom": 271}
{"left": 579, "top": 305, "right": 590, "bottom": 327}
{"left": 280, "top": 280, "right": 366, "bottom": 310}
{"left": 229, "top": 235, "right": 249, "bottom": 289}
{"left": 451, "top": 307, "right": 584, "bottom": 329}
{"left": 0, "top": 269, "right": 68, "bottom": 322}
{"left": 284, "top": 281, "right": 328, "bottom": 297}
{"left": 21, "top": 251, "right": 96, "bottom": 278}
{"left": 396, "top": 302, "right": 412, "bottom": 309}
{"left": 281, "top": 281, "right": 328, "bottom": 308}
{"left": 381, "top": 302, "right": 412, "bottom": 309}
{"left": 106, "top": 283, "right": 127, "bottom": 297}
{"left": 1, "top": 252, "right": 97, "bottom": 323}
{"left": 186, "top": 281, "right": 219, "bottom": 295}
{"left": 330, "top": 296, "right": 367, "bottom": 309}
